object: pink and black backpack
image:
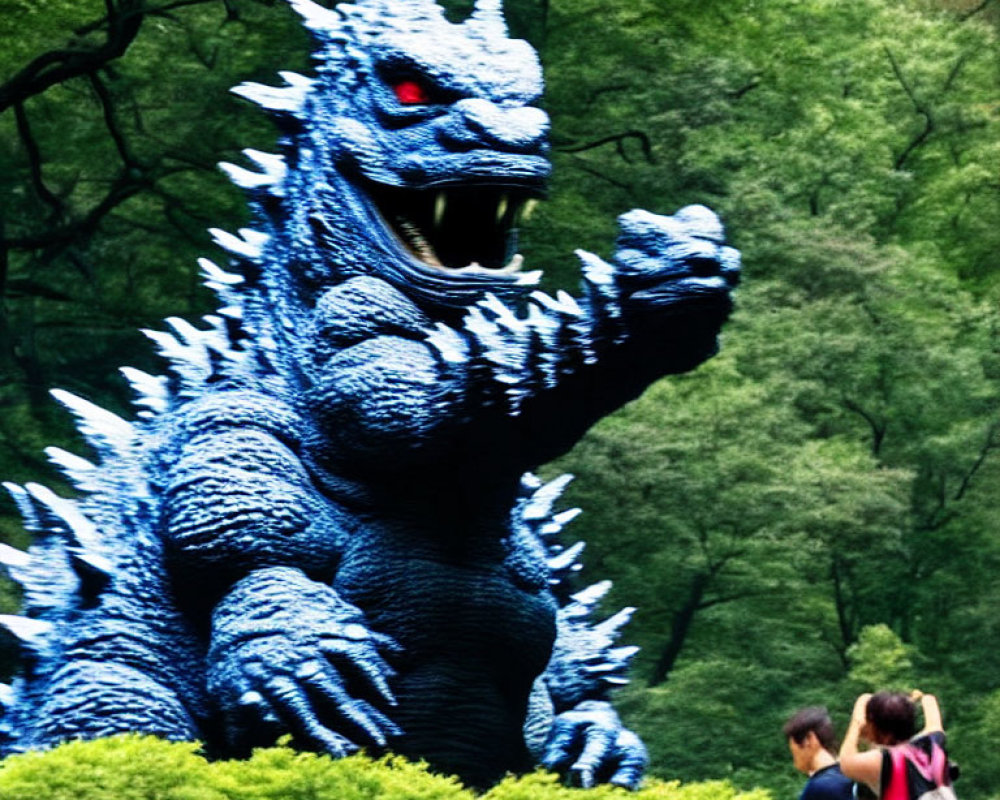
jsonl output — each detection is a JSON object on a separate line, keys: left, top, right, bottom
{"left": 881, "top": 734, "right": 957, "bottom": 800}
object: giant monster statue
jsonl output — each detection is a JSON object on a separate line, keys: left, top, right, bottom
{"left": 0, "top": 0, "right": 740, "bottom": 789}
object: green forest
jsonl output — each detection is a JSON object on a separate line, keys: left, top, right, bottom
{"left": 1, "top": 0, "right": 998, "bottom": 797}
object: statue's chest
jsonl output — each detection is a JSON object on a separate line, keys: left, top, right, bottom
{"left": 333, "top": 526, "right": 557, "bottom": 668}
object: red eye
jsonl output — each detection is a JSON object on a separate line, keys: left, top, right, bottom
{"left": 393, "top": 80, "right": 431, "bottom": 105}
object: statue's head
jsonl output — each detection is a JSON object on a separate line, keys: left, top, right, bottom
{"left": 233, "top": 0, "right": 550, "bottom": 306}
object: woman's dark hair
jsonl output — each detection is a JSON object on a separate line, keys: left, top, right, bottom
{"left": 783, "top": 706, "right": 838, "bottom": 752}
{"left": 866, "top": 691, "right": 917, "bottom": 744}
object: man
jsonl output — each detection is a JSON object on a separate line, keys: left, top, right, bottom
{"left": 784, "top": 707, "right": 856, "bottom": 800}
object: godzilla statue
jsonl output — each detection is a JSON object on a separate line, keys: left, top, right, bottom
{"left": 0, "top": 0, "right": 740, "bottom": 790}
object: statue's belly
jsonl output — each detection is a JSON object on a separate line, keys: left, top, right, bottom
{"left": 333, "top": 535, "right": 557, "bottom": 785}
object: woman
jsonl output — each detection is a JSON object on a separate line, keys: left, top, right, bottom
{"left": 839, "top": 690, "right": 950, "bottom": 798}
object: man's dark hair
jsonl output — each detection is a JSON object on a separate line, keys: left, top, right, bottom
{"left": 783, "top": 706, "right": 838, "bottom": 752}
{"left": 866, "top": 691, "right": 917, "bottom": 744}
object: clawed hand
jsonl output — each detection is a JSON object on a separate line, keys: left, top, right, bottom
{"left": 208, "top": 567, "right": 401, "bottom": 755}
{"left": 613, "top": 205, "right": 741, "bottom": 301}
{"left": 540, "top": 700, "right": 648, "bottom": 790}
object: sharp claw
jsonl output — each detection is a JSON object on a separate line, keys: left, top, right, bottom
{"left": 372, "top": 631, "right": 405, "bottom": 655}
{"left": 349, "top": 654, "right": 397, "bottom": 706}
{"left": 263, "top": 674, "right": 352, "bottom": 755}
{"left": 335, "top": 696, "right": 392, "bottom": 747}
{"left": 321, "top": 641, "right": 397, "bottom": 706}
{"left": 569, "top": 766, "right": 595, "bottom": 789}
{"left": 361, "top": 701, "right": 403, "bottom": 738}
{"left": 239, "top": 690, "right": 265, "bottom": 706}
{"left": 299, "top": 665, "right": 395, "bottom": 747}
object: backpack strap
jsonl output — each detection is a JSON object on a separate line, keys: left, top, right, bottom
{"left": 921, "top": 736, "right": 952, "bottom": 787}
{"left": 883, "top": 746, "right": 911, "bottom": 800}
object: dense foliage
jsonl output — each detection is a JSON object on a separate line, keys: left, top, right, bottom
{"left": 1, "top": 0, "right": 997, "bottom": 797}
{"left": 0, "top": 735, "right": 770, "bottom": 800}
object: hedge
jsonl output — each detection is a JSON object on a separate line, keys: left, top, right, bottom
{"left": 0, "top": 735, "right": 773, "bottom": 800}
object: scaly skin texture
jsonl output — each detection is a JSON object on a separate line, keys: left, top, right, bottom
{"left": 0, "top": 0, "right": 740, "bottom": 790}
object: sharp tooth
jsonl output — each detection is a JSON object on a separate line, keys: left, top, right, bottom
{"left": 451, "top": 255, "right": 524, "bottom": 276}
{"left": 496, "top": 194, "right": 509, "bottom": 224}
{"left": 434, "top": 192, "right": 446, "bottom": 228}
{"left": 397, "top": 216, "right": 442, "bottom": 267}
{"left": 501, "top": 254, "right": 524, "bottom": 273}
{"left": 522, "top": 198, "right": 538, "bottom": 222}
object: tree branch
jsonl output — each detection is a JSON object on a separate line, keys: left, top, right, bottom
{"left": 88, "top": 71, "right": 137, "bottom": 168}
{"left": 13, "top": 103, "right": 65, "bottom": 220}
{"left": 952, "top": 420, "right": 1000, "bottom": 503}
{"left": 74, "top": 0, "right": 228, "bottom": 36}
{"left": 842, "top": 396, "right": 887, "bottom": 457}
{"left": 566, "top": 156, "right": 632, "bottom": 191}
{"left": 696, "top": 589, "right": 759, "bottom": 611}
{"left": 728, "top": 76, "right": 762, "bottom": 101}
{"left": 0, "top": 0, "right": 146, "bottom": 113}
{"left": 557, "top": 131, "right": 654, "bottom": 164}
{"left": 4, "top": 165, "right": 194, "bottom": 253}
{"left": 830, "top": 554, "right": 854, "bottom": 666}
{"left": 942, "top": 52, "right": 972, "bottom": 93}
{"left": 884, "top": 46, "right": 935, "bottom": 171}
{"left": 959, "top": 0, "right": 997, "bottom": 21}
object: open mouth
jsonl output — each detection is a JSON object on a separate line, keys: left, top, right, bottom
{"left": 367, "top": 183, "right": 540, "bottom": 275}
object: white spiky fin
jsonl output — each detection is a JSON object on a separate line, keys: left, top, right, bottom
{"left": 24, "top": 483, "right": 101, "bottom": 552}
{"left": 466, "top": 0, "right": 508, "bottom": 37}
{"left": 0, "top": 543, "right": 30, "bottom": 571}
{"left": 0, "top": 614, "right": 53, "bottom": 651}
{"left": 45, "top": 447, "right": 100, "bottom": 492}
{"left": 50, "top": 389, "right": 135, "bottom": 458}
{"left": 522, "top": 473, "right": 574, "bottom": 521}
{"left": 287, "top": 0, "right": 344, "bottom": 33}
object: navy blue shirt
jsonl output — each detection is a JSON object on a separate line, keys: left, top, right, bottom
{"left": 800, "top": 764, "right": 855, "bottom": 800}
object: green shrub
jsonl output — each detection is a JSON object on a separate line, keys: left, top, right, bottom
{"left": 0, "top": 735, "right": 219, "bottom": 800}
{"left": 482, "top": 770, "right": 771, "bottom": 800}
{"left": 0, "top": 736, "right": 773, "bottom": 800}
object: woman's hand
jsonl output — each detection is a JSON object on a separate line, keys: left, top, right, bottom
{"left": 840, "top": 693, "right": 883, "bottom": 791}
{"left": 852, "top": 693, "right": 872, "bottom": 726}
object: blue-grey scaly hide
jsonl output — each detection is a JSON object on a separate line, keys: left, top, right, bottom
{"left": 0, "top": 0, "right": 740, "bottom": 789}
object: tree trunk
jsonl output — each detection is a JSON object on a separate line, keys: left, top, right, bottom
{"left": 648, "top": 572, "right": 708, "bottom": 686}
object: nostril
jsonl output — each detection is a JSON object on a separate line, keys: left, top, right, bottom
{"left": 453, "top": 98, "right": 549, "bottom": 151}
{"left": 688, "top": 256, "right": 722, "bottom": 278}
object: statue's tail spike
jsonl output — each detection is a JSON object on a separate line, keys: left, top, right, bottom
{"left": 609, "top": 644, "right": 640, "bottom": 663}
{"left": 0, "top": 543, "right": 30, "bottom": 573}
{"left": 426, "top": 323, "right": 468, "bottom": 365}
{"left": 198, "top": 258, "right": 245, "bottom": 289}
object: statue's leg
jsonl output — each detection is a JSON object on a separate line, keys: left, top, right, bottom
{"left": 15, "top": 660, "right": 199, "bottom": 750}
